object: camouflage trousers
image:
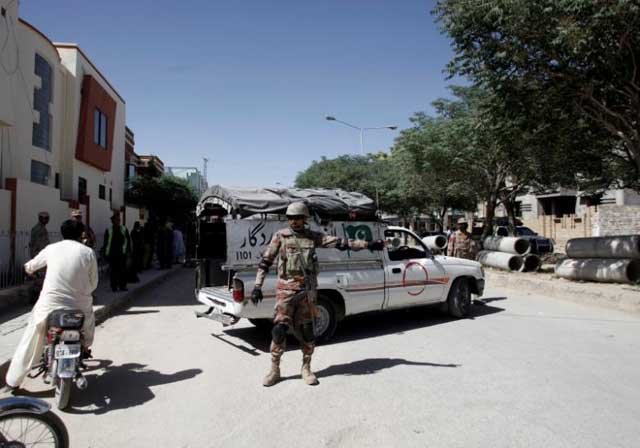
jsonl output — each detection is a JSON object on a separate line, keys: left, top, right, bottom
{"left": 271, "top": 279, "right": 318, "bottom": 358}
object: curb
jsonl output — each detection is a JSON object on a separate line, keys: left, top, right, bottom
{"left": 94, "top": 267, "right": 182, "bottom": 325}
{"left": 485, "top": 268, "right": 640, "bottom": 314}
{"left": 0, "top": 267, "right": 182, "bottom": 386}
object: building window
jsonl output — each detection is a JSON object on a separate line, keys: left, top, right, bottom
{"left": 78, "top": 177, "right": 87, "bottom": 198}
{"left": 99, "top": 184, "right": 106, "bottom": 200}
{"left": 109, "top": 187, "right": 112, "bottom": 204}
{"left": 32, "top": 54, "right": 53, "bottom": 151}
{"left": 93, "top": 108, "right": 108, "bottom": 149}
{"left": 54, "top": 173, "right": 60, "bottom": 189}
{"left": 30, "top": 160, "right": 50, "bottom": 185}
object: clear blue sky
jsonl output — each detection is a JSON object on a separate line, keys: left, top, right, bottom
{"left": 20, "top": 0, "right": 457, "bottom": 187}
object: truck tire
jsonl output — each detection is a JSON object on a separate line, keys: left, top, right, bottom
{"left": 447, "top": 278, "right": 472, "bottom": 318}
{"left": 314, "top": 295, "right": 338, "bottom": 343}
{"left": 248, "top": 318, "right": 272, "bottom": 331}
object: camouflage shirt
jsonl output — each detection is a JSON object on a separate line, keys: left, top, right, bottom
{"left": 447, "top": 230, "right": 477, "bottom": 260}
{"left": 29, "top": 223, "right": 50, "bottom": 258}
{"left": 255, "top": 227, "right": 368, "bottom": 288}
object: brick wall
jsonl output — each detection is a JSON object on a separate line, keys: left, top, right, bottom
{"left": 592, "top": 205, "right": 640, "bottom": 237}
{"left": 522, "top": 210, "right": 594, "bottom": 253}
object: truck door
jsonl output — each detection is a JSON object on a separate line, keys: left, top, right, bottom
{"left": 383, "top": 229, "right": 447, "bottom": 309}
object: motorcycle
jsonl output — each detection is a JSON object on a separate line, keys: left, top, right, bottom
{"left": 30, "top": 309, "right": 89, "bottom": 410}
{"left": 0, "top": 396, "right": 69, "bottom": 447}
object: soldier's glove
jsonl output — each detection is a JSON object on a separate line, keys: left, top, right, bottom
{"left": 250, "top": 287, "right": 263, "bottom": 305}
{"left": 368, "top": 240, "right": 385, "bottom": 251}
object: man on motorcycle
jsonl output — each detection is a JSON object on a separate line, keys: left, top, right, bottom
{"left": 3, "top": 220, "right": 98, "bottom": 392}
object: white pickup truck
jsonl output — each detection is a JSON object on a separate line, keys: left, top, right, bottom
{"left": 195, "top": 216, "right": 485, "bottom": 342}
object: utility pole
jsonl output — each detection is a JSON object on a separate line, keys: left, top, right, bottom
{"left": 202, "top": 157, "right": 209, "bottom": 192}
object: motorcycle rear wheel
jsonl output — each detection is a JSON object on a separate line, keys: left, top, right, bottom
{"left": 54, "top": 378, "right": 72, "bottom": 411}
{"left": 0, "top": 411, "right": 69, "bottom": 447}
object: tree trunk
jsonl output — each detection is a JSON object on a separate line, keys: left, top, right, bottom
{"left": 503, "top": 198, "right": 518, "bottom": 236}
{"left": 482, "top": 192, "right": 498, "bottom": 240}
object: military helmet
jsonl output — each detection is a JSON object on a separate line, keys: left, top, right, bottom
{"left": 457, "top": 217, "right": 468, "bottom": 224}
{"left": 285, "top": 202, "right": 310, "bottom": 218}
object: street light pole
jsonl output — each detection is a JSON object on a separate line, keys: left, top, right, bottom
{"left": 325, "top": 115, "right": 397, "bottom": 154}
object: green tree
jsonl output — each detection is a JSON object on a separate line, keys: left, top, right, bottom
{"left": 391, "top": 109, "right": 478, "bottom": 231}
{"left": 126, "top": 175, "right": 198, "bottom": 227}
{"left": 435, "top": 0, "right": 640, "bottom": 190}
{"left": 294, "top": 154, "right": 409, "bottom": 215}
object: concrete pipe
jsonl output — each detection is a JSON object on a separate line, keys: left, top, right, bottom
{"left": 477, "top": 250, "right": 524, "bottom": 271}
{"left": 483, "top": 236, "right": 530, "bottom": 255}
{"left": 555, "top": 258, "right": 640, "bottom": 284}
{"left": 422, "top": 235, "right": 448, "bottom": 250}
{"left": 565, "top": 235, "right": 640, "bottom": 259}
{"left": 520, "top": 254, "right": 541, "bottom": 272}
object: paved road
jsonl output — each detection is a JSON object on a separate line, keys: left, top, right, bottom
{"left": 15, "top": 269, "right": 640, "bottom": 447}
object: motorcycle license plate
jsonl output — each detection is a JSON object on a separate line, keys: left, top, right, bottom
{"left": 55, "top": 344, "right": 81, "bottom": 359}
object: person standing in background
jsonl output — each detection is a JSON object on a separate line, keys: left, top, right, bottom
{"left": 131, "top": 221, "right": 144, "bottom": 275}
{"left": 102, "top": 214, "right": 131, "bottom": 291}
{"left": 29, "top": 212, "right": 50, "bottom": 258}
{"left": 173, "top": 226, "right": 186, "bottom": 264}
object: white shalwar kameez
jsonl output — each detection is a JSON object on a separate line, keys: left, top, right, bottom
{"left": 5, "top": 239, "right": 98, "bottom": 388}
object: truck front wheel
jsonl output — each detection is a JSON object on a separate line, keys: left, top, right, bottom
{"left": 447, "top": 278, "right": 472, "bottom": 318}
{"left": 314, "top": 295, "right": 338, "bottom": 343}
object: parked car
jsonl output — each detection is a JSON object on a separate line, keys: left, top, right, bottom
{"left": 495, "top": 225, "right": 554, "bottom": 254}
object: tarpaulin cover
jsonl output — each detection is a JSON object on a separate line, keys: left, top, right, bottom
{"left": 197, "top": 185, "right": 377, "bottom": 220}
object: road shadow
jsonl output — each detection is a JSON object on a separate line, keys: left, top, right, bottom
{"left": 279, "top": 358, "right": 460, "bottom": 382}
{"left": 474, "top": 296, "right": 507, "bottom": 305}
{"left": 221, "top": 302, "right": 505, "bottom": 354}
{"left": 114, "top": 309, "right": 160, "bottom": 316}
{"left": 316, "top": 358, "right": 459, "bottom": 377}
{"left": 65, "top": 362, "right": 202, "bottom": 415}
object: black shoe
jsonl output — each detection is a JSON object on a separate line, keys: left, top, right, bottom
{"left": 120, "top": 287, "right": 128, "bottom": 292}
{"left": 111, "top": 287, "right": 118, "bottom": 292}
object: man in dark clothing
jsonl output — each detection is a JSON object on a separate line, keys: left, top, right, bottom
{"left": 156, "top": 221, "right": 174, "bottom": 269}
{"left": 131, "top": 221, "right": 144, "bottom": 276}
{"left": 102, "top": 214, "right": 131, "bottom": 292}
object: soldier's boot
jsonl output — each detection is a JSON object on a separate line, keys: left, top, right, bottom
{"left": 263, "top": 354, "right": 282, "bottom": 387}
{"left": 301, "top": 354, "right": 318, "bottom": 386}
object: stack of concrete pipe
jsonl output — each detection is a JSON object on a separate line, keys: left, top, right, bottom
{"left": 555, "top": 235, "right": 640, "bottom": 284}
{"left": 477, "top": 236, "right": 541, "bottom": 272}
{"left": 422, "top": 235, "right": 448, "bottom": 252}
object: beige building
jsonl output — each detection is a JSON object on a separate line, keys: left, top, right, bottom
{"left": 478, "top": 188, "right": 640, "bottom": 252}
{"left": 0, "top": 3, "right": 131, "bottom": 272}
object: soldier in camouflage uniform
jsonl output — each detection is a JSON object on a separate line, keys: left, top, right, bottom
{"left": 447, "top": 218, "right": 477, "bottom": 260}
{"left": 251, "top": 202, "right": 384, "bottom": 387}
{"left": 29, "top": 212, "right": 50, "bottom": 258}
{"left": 28, "top": 212, "right": 51, "bottom": 303}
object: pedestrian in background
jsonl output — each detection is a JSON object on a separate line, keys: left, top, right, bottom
{"left": 29, "top": 211, "right": 50, "bottom": 258}
{"left": 131, "top": 221, "right": 144, "bottom": 274}
{"left": 156, "top": 220, "right": 174, "bottom": 269}
{"left": 447, "top": 218, "right": 477, "bottom": 260}
{"left": 27, "top": 211, "right": 50, "bottom": 303}
{"left": 102, "top": 214, "right": 131, "bottom": 292}
{"left": 142, "top": 221, "right": 156, "bottom": 270}
{"left": 173, "top": 226, "right": 186, "bottom": 264}
{"left": 71, "top": 209, "right": 96, "bottom": 249}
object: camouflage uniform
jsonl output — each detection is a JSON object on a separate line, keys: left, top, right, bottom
{"left": 256, "top": 228, "right": 367, "bottom": 359}
{"left": 447, "top": 230, "right": 477, "bottom": 260}
{"left": 29, "top": 223, "right": 50, "bottom": 258}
